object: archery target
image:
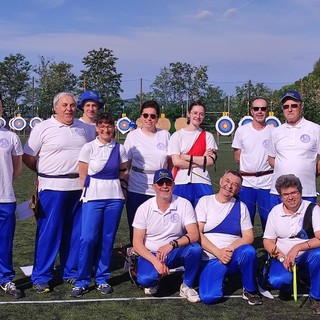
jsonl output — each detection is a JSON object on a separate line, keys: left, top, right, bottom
{"left": 9, "top": 118, "right": 14, "bottom": 130}
{"left": 29, "top": 117, "right": 43, "bottom": 129}
{"left": 116, "top": 116, "right": 131, "bottom": 134}
{"left": 0, "top": 117, "right": 6, "bottom": 127}
{"left": 215, "top": 116, "right": 235, "bottom": 136}
{"left": 266, "top": 116, "right": 281, "bottom": 127}
{"left": 174, "top": 117, "right": 188, "bottom": 131}
{"left": 11, "top": 116, "right": 26, "bottom": 131}
{"left": 156, "top": 117, "right": 171, "bottom": 131}
{"left": 238, "top": 116, "right": 253, "bottom": 126}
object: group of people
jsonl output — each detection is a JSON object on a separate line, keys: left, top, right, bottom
{"left": 0, "top": 89, "right": 320, "bottom": 314}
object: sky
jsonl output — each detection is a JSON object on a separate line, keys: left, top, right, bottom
{"left": 1, "top": 0, "right": 320, "bottom": 99}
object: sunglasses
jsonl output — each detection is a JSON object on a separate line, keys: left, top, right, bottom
{"left": 282, "top": 103, "right": 299, "bottom": 110}
{"left": 252, "top": 107, "right": 267, "bottom": 112}
{"left": 142, "top": 113, "right": 157, "bottom": 120}
{"left": 156, "top": 179, "right": 173, "bottom": 186}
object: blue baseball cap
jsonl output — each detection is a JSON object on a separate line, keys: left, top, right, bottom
{"left": 153, "top": 169, "right": 174, "bottom": 184}
{"left": 77, "top": 90, "right": 104, "bottom": 110}
{"left": 281, "top": 90, "right": 302, "bottom": 103}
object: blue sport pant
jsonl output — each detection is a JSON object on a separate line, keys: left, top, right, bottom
{"left": 75, "top": 199, "right": 124, "bottom": 288}
{"left": 0, "top": 202, "right": 16, "bottom": 284}
{"left": 32, "top": 190, "right": 82, "bottom": 284}
{"left": 137, "top": 243, "right": 202, "bottom": 288}
{"left": 199, "top": 244, "right": 258, "bottom": 304}
{"left": 173, "top": 183, "right": 214, "bottom": 208}
{"left": 238, "top": 186, "right": 270, "bottom": 230}
{"left": 267, "top": 247, "right": 320, "bottom": 300}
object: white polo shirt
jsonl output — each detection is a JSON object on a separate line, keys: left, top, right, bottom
{"left": 133, "top": 195, "right": 196, "bottom": 252}
{"left": 268, "top": 118, "right": 320, "bottom": 196}
{"left": 263, "top": 200, "right": 320, "bottom": 257}
{"left": 168, "top": 128, "right": 218, "bottom": 185}
{"left": 78, "top": 138, "right": 127, "bottom": 202}
{"left": 23, "top": 116, "right": 90, "bottom": 191}
{"left": 195, "top": 195, "right": 252, "bottom": 260}
{"left": 232, "top": 122, "right": 274, "bottom": 189}
{"left": 124, "top": 128, "right": 170, "bottom": 195}
{"left": 0, "top": 127, "right": 23, "bottom": 202}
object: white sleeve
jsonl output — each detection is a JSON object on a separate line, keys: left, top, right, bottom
{"left": 240, "top": 202, "right": 253, "bottom": 230}
{"left": 195, "top": 196, "right": 208, "bottom": 223}
{"left": 231, "top": 127, "right": 242, "bottom": 149}
{"left": 206, "top": 132, "right": 218, "bottom": 150}
{"left": 78, "top": 143, "right": 91, "bottom": 163}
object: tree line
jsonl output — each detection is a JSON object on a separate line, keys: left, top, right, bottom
{"left": 1, "top": 48, "right": 320, "bottom": 128}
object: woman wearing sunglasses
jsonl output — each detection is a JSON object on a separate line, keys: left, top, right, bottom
{"left": 168, "top": 101, "right": 217, "bottom": 207}
{"left": 124, "top": 100, "right": 171, "bottom": 244}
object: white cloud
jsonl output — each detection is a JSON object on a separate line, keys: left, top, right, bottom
{"left": 194, "top": 10, "right": 213, "bottom": 20}
{"left": 221, "top": 8, "right": 238, "bottom": 21}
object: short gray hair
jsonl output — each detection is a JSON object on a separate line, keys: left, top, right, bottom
{"left": 275, "top": 174, "right": 302, "bottom": 195}
{"left": 53, "top": 92, "right": 77, "bottom": 110}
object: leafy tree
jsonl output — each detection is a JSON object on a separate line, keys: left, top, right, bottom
{"left": 0, "top": 53, "right": 32, "bottom": 117}
{"left": 312, "top": 58, "right": 320, "bottom": 78}
{"left": 79, "top": 48, "right": 123, "bottom": 117}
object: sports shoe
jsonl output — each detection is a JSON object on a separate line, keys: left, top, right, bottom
{"left": 70, "top": 287, "right": 88, "bottom": 297}
{"left": 179, "top": 283, "right": 201, "bottom": 303}
{"left": 242, "top": 289, "right": 263, "bottom": 305}
{"left": 33, "top": 282, "right": 50, "bottom": 294}
{"left": 310, "top": 297, "right": 320, "bottom": 315}
{"left": 0, "top": 282, "right": 23, "bottom": 299}
{"left": 96, "top": 284, "right": 113, "bottom": 295}
{"left": 144, "top": 285, "right": 158, "bottom": 295}
{"left": 65, "top": 278, "right": 76, "bottom": 285}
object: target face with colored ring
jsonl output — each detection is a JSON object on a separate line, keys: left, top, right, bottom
{"left": 238, "top": 116, "right": 253, "bottom": 126}
{"left": 116, "top": 116, "right": 131, "bottom": 134}
{"left": 266, "top": 116, "right": 281, "bottom": 127}
{"left": 11, "top": 116, "right": 27, "bottom": 131}
{"left": 215, "top": 116, "right": 235, "bottom": 136}
{"left": 9, "top": 118, "right": 14, "bottom": 130}
{"left": 29, "top": 117, "right": 43, "bottom": 129}
{"left": 0, "top": 117, "right": 6, "bottom": 127}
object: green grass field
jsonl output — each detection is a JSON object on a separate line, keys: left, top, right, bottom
{"left": 0, "top": 135, "right": 316, "bottom": 320}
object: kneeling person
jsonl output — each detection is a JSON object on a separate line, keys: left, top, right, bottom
{"left": 132, "top": 169, "right": 202, "bottom": 302}
{"left": 195, "top": 170, "right": 262, "bottom": 305}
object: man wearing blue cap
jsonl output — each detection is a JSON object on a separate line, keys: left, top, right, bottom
{"left": 78, "top": 90, "right": 104, "bottom": 141}
{"left": 132, "top": 168, "right": 202, "bottom": 302}
{"left": 268, "top": 90, "right": 320, "bottom": 209}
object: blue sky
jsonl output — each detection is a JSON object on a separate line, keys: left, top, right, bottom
{"left": 1, "top": 0, "right": 320, "bottom": 99}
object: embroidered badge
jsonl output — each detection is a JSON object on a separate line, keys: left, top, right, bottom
{"left": 157, "top": 142, "right": 166, "bottom": 150}
{"left": 0, "top": 138, "right": 9, "bottom": 148}
{"left": 262, "top": 139, "right": 269, "bottom": 148}
{"left": 300, "top": 134, "right": 310, "bottom": 143}
{"left": 170, "top": 213, "right": 180, "bottom": 223}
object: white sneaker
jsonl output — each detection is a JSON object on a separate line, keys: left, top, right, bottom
{"left": 179, "top": 283, "right": 201, "bottom": 303}
{"left": 144, "top": 285, "right": 158, "bottom": 295}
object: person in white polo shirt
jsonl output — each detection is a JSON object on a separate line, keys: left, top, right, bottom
{"left": 23, "top": 92, "right": 91, "bottom": 293}
{"left": 132, "top": 169, "right": 202, "bottom": 302}
{"left": 0, "top": 95, "right": 23, "bottom": 299}
{"left": 268, "top": 90, "right": 320, "bottom": 209}
{"left": 232, "top": 97, "right": 274, "bottom": 230}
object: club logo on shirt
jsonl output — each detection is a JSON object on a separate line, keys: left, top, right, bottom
{"left": 0, "top": 138, "right": 9, "bottom": 148}
{"left": 157, "top": 142, "right": 166, "bottom": 150}
{"left": 73, "top": 128, "right": 86, "bottom": 136}
{"left": 262, "top": 139, "right": 269, "bottom": 148}
{"left": 300, "top": 134, "right": 310, "bottom": 143}
{"left": 170, "top": 213, "right": 180, "bottom": 223}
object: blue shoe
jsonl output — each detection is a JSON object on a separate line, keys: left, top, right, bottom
{"left": 96, "top": 284, "right": 113, "bottom": 295}
{"left": 70, "top": 287, "right": 88, "bottom": 298}
{"left": 0, "top": 282, "right": 23, "bottom": 299}
{"left": 33, "top": 283, "right": 50, "bottom": 293}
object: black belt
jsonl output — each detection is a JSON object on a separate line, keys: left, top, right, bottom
{"left": 38, "top": 173, "right": 79, "bottom": 179}
{"left": 240, "top": 170, "right": 273, "bottom": 177}
{"left": 131, "top": 166, "right": 156, "bottom": 174}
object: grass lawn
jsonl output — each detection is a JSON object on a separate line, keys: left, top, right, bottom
{"left": 0, "top": 135, "right": 316, "bottom": 319}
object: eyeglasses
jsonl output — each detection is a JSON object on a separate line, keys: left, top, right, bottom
{"left": 281, "top": 191, "right": 300, "bottom": 199}
{"left": 282, "top": 103, "right": 299, "bottom": 110}
{"left": 252, "top": 107, "right": 267, "bottom": 112}
{"left": 156, "top": 179, "right": 173, "bottom": 186}
{"left": 97, "top": 124, "right": 114, "bottom": 130}
{"left": 142, "top": 113, "right": 157, "bottom": 120}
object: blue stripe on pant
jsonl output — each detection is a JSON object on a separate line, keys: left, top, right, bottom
{"left": 32, "top": 190, "right": 82, "bottom": 284}
{"left": 268, "top": 247, "right": 320, "bottom": 300}
{"left": 199, "top": 244, "right": 257, "bottom": 304}
{"left": 0, "top": 202, "right": 16, "bottom": 284}
{"left": 75, "top": 199, "right": 124, "bottom": 288}
{"left": 137, "top": 243, "right": 202, "bottom": 288}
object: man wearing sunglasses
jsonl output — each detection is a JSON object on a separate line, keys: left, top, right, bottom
{"left": 232, "top": 97, "right": 274, "bottom": 230}
{"left": 268, "top": 90, "right": 320, "bottom": 209}
{"left": 132, "top": 169, "right": 202, "bottom": 302}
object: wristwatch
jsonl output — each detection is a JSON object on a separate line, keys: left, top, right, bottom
{"left": 279, "top": 256, "right": 285, "bottom": 263}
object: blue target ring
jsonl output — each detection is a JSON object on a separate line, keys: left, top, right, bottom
{"left": 0, "top": 117, "right": 6, "bottom": 127}
{"left": 117, "top": 117, "right": 131, "bottom": 134}
{"left": 238, "top": 116, "right": 253, "bottom": 126}
{"left": 215, "top": 116, "right": 235, "bottom": 136}
{"left": 29, "top": 117, "right": 43, "bottom": 129}
{"left": 266, "top": 116, "right": 281, "bottom": 127}
{"left": 12, "top": 116, "right": 26, "bottom": 131}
